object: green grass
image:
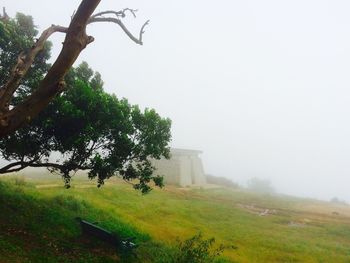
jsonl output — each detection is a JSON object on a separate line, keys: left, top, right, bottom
{"left": 1, "top": 173, "right": 350, "bottom": 262}
{"left": 0, "top": 178, "right": 173, "bottom": 262}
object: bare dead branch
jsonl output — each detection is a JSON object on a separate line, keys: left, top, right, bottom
{"left": 88, "top": 8, "right": 148, "bottom": 45}
{"left": 139, "top": 20, "right": 150, "bottom": 44}
{"left": 90, "top": 8, "right": 138, "bottom": 20}
{"left": 88, "top": 16, "right": 149, "bottom": 45}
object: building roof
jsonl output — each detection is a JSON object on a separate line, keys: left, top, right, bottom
{"left": 171, "top": 148, "right": 203, "bottom": 156}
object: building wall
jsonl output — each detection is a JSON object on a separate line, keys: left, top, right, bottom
{"left": 191, "top": 156, "right": 206, "bottom": 185}
{"left": 178, "top": 156, "right": 193, "bottom": 186}
{"left": 152, "top": 156, "right": 181, "bottom": 185}
{"left": 152, "top": 148, "right": 207, "bottom": 187}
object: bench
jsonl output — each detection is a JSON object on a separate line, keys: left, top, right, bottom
{"left": 76, "top": 217, "right": 137, "bottom": 251}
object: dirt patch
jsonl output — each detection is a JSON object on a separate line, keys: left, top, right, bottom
{"left": 288, "top": 221, "right": 306, "bottom": 228}
{"left": 237, "top": 203, "right": 277, "bottom": 216}
{"left": 35, "top": 184, "right": 60, "bottom": 189}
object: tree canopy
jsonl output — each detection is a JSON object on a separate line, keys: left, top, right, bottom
{"left": 0, "top": 13, "right": 171, "bottom": 193}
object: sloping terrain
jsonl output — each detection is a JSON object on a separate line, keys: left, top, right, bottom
{"left": 1, "top": 173, "right": 350, "bottom": 262}
{"left": 0, "top": 178, "right": 175, "bottom": 263}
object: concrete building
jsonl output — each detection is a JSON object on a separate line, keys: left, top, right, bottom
{"left": 152, "top": 148, "right": 207, "bottom": 187}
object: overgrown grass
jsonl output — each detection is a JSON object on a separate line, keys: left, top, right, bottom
{"left": 0, "top": 180, "right": 146, "bottom": 262}
{"left": 0, "top": 176, "right": 230, "bottom": 262}
{"left": 2, "top": 173, "right": 350, "bottom": 262}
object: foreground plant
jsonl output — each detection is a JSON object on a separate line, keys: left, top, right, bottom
{"left": 171, "top": 233, "right": 236, "bottom": 263}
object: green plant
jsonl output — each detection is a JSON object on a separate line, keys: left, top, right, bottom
{"left": 11, "top": 176, "right": 26, "bottom": 186}
{"left": 171, "top": 233, "right": 235, "bottom": 263}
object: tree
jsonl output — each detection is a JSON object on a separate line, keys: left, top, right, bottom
{"left": 0, "top": 0, "right": 149, "bottom": 137}
{"left": 247, "top": 177, "right": 275, "bottom": 194}
{"left": 0, "top": 13, "right": 171, "bottom": 194}
{"left": 205, "top": 174, "right": 239, "bottom": 189}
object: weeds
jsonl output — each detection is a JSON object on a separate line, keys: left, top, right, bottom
{"left": 170, "top": 233, "right": 235, "bottom": 263}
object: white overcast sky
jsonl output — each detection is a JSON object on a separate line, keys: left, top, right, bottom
{"left": 2, "top": 0, "right": 350, "bottom": 201}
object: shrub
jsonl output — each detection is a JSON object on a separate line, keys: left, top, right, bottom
{"left": 14, "top": 176, "right": 26, "bottom": 186}
{"left": 51, "top": 195, "right": 88, "bottom": 212}
{"left": 247, "top": 177, "right": 275, "bottom": 194}
{"left": 170, "top": 233, "right": 235, "bottom": 263}
{"left": 206, "top": 175, "right": 239, "bottom": 189}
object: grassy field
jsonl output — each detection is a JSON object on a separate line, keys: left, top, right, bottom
{"left": 1, "top": 172, "right": 350, "bottom": 262}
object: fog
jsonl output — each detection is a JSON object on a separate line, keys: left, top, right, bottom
{"left": 3, "top": 0, "right": 350, "bottom": 202}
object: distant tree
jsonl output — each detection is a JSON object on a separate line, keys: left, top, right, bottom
{"left": 0, "top": 0, "right": 149, "bottom": 137}
{"left": 206, "top": 174, "right": 239, "bottom": 189}
{"left": 330, "top": 197, "right": 347, "bottom": 205}
{"left": 0, "top": 13, "right": 171, "bottom": 194}
{"left": 247, "top": 177, "right": 275, "bottom": 194}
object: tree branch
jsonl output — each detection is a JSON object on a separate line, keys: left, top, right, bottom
{"left": 0, "top": 161, "right": 24, "bottom": 173}
{"left": 28, "top": 162, "right": 65, "bottom": 170}
{"left": 0, "top": 160, "right": 91, "bottom": 174}
{"left": 90, "top": 8, "right": 138, "bottom": 19}
{"left": 0, "top": 157, "right": 38, "bottom": 174}
{"left": 0, "top": 0, "right": 101, "bottom": 137}
{"left": 0, "top": 1, "right": 150, "bottom": 138}
{"left": 88, "top": 9, "right": 149, "bottom": 45}
{"left": 0, "top": 25, "right": 68, "bottom": 113}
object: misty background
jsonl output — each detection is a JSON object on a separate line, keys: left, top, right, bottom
{"left": 2, "top": 0, "right": 350, "bottom": 202}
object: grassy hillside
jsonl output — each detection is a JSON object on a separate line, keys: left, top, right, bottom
{"left": 0, "top": 179, "right": 174, "bottom": 263}
{"left": 1, "top": 173, "right": 350, "bottom": 262}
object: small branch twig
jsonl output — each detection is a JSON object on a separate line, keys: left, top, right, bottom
{"left": 88, "top": 8, "right": 149, "bottom": 45}
{"left": 90, "top": 8, "right": 137, "bottom": 19}
{"left": 88, "top": 17, "right": 149, "bottom": 45}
